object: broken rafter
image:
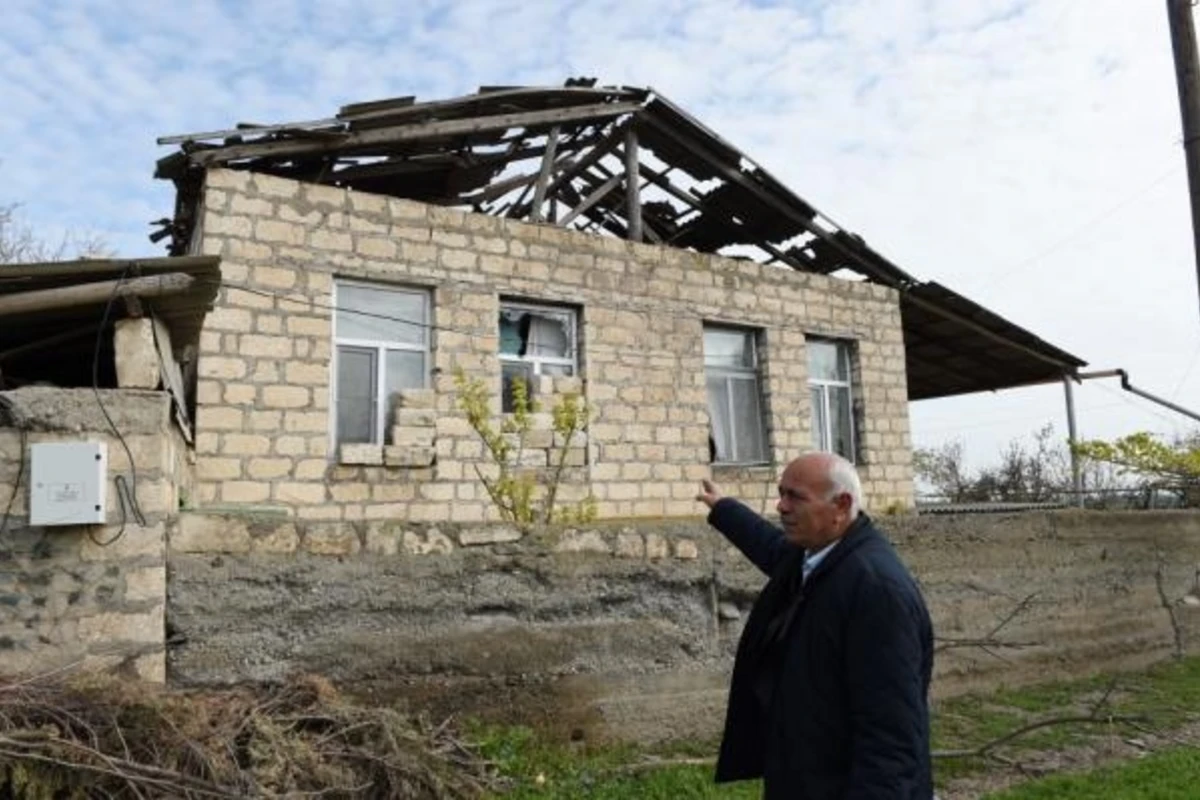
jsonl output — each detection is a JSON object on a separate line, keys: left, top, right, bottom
{"left": 509, "top": 121, "right": 628, "bottom": 218}
{"left": 635, "top": 161, "right": 808, "bottom": 271}
{"left": 504, "top": 127, "right": 593, "bottom": 218}
{"left": 529, "top": 126, "right": 562, "bottom": 223}
{"left": 558, "top": 174, "right": 624, "bottom": 227}
{"left": 190, "top": 101, "right": 642, "bottom": 166}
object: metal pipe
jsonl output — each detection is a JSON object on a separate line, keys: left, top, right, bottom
{"left": 1063, "top": 374, "right": 1083, "bottom": 507}
{"left": 1076, "top": 368, "right": 1200, "bottom": 423}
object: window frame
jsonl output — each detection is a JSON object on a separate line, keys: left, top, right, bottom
{"left": 703, "top": 324, "right": 770, "bottom": 466}
{"left": 498, "top": 300, "right": 578, "bottom": 410}
{"left": 330, "top": 278, "right": 431, "bottom": 448}
{"left": 807, "top": 337, "right": 857, "bottom": 463}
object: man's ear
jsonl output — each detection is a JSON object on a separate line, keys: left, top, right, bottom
{"left": 833, "top": 491, "right": 854, "bottom": 515}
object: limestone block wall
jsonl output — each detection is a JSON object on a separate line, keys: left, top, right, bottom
{"left": 190, "top": 167, "right": 912, "bottom": 523}
{"left": 0, "top": 388, "right": 182, "bottom": 681}
{"left": 167, "top": 509, "right": 1200, "bottom": 743}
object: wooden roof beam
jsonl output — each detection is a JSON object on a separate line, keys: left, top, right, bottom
{"left": 191, "top": 101, "right": 642, "bottom": 166}
{"left": 0, "top": 273, "right": 196, "bottom": 318}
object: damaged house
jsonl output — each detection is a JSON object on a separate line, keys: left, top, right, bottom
{"left": 4, "top": 82, "right": 1084, "bottom": 524}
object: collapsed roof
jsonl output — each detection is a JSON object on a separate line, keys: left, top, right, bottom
{"left": 155, "top": 80, "right": 1085, "bottom": 399}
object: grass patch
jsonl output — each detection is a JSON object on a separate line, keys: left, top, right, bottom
{"left": 472, "top": 657, "right": 1200, "bottom": 798}
{"left": 982, "top": 747, "right": 1200, "bottom": 799}
{"left": 473, "top": 725, "right": 759, "bottom": 799}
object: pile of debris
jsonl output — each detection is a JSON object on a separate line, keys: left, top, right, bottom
{"left": 0, "top": 671, "right": 501, "bottom": 798}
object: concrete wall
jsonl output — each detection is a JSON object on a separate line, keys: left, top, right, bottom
{"left": 0, "top": 388, "right": 184, "bottom": 681}
{"left": 190, "top": 167, "right": 912, "bottom": 522}
{"left": 167, "top": 509, "right": 1200, "bottom": 743}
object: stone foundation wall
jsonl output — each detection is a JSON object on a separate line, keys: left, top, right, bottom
{"left": 0, "top": 388, "right": 182, "bottom": 682}
{"left": 168, "top": 509, "right": 1200, "bottom": 742}
{"left": 190, "top": 167, "right": 912, "bottom": 523}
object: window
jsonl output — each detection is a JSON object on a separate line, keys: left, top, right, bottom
{"left": 703, "top": 326, "right": 768, "bottom": 464}
{"left": 333, "top": 281, "right": 430, "bottom": 445}
{"left": 498, "top": 302, "right": 577, "bottom": 412}
{"left": 807, "top": 338, "right": 855, "bottom": 461}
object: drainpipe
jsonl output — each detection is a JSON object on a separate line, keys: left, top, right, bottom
{"left": 1077, "top": 369, "right": 1200, "bottom": 423}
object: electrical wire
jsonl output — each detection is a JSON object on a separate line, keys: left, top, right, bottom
{"left": 88, "top": 264, "right": 147, "bottom": 547}
{"left": 197, "top": 275, "right": 902, "bottom": 359}
{"left": 971, "top": 165, "right": 1181, "bottom": 293}
{"left": 1170, "top": 339, "right": 1200, "bottom": 402}
{"left": 1091, "top": 379, "right": 1181, "bottom": 429}
{"left": 0, "top": 394, "right": 26, "bottom": 538}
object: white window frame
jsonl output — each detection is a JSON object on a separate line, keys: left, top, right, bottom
{"left": 498, "top": 301, "right": 577, "bottom": 410}
{"left": 807, "top": 338, "right": 856, "bottom": 463}
{"left": 331, "top": 279, "right": 430, "bottom": 447}
{"left": 704, "top": 325, "right": 769, "bottom": 465}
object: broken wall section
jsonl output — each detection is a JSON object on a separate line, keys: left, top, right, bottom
{"left": 0, "top": 388, "right": 185, "bottom": 681}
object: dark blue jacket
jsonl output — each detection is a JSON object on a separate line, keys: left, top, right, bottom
{"left": 709, "top": 499, "right": 934, "bottom": 799}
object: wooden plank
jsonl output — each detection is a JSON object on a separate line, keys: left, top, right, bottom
{"left": 558, "top": 174, "right": 624, "bottom": 226}
{"left": 0, "top": 273, "right": 196, "bottom": 318}
{"left": 529, "top": 126, "right": 561, "bottom": 223}
{"left": 0, "top": 255, "right": 219, "bottom": 280}
{"left": 157, "top": 118, "right": 339, "bottom": 145}
{"left": 191, "top": 101, "right": 642, "bottom": 166}
{"left": 343, "top": 86, "right": 644, "bottom": 125}
{"left": 624, "top": 128, "right": 642, "bottom": 242}
{"left": 152, "top": 314, "right": 193, "bottom": 444}
{"left": 461, "top": 169, "right": 541, "bottom": 205}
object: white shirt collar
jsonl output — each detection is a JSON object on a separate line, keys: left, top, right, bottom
{"left": 802, "top": 539, "right": 839, "bottom": 582}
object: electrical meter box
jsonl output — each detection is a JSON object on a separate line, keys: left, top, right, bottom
{"left": 29, "top": 442, "right": 107, "bottom": 526}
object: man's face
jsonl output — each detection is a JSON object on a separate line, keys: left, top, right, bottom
{"left": 775, "top": 457, "right": 849, "bottom": 550}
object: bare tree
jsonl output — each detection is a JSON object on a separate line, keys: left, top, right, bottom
{"left": 0, "top": 201, "right": 112, "bottom": 263}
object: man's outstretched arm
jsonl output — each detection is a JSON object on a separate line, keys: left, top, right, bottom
{"left": 697, "top": 480, "right": 791, "bottom": 576}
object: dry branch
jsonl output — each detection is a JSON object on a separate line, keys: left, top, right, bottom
{"left": 935, "top": 592, "right": 1042, "bottom": 661}
{"left": 0, "top": 672, "right": 502, "bottom": 799}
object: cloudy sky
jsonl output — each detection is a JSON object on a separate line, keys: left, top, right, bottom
{"left": 3, "top": 0, "right": 1197, "bottom": 475}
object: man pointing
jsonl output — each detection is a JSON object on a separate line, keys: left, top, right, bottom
{"left": 697, "top": 451, "right": 934, "bottom": 799}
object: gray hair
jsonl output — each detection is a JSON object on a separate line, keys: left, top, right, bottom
{"left": 819, "top": 452, "right": 863, "bottom": 518}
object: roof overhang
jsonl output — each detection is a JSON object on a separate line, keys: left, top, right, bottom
{"left": 0, "top": 256, "right": 221, "bottom": 388}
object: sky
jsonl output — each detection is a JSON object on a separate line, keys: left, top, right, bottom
{"left": 3, "top": 0, "right": 1199, "bottom": 476}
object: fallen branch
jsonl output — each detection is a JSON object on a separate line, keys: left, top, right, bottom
{"left": 935, "top": 592, "right": 1042, "bottom": 660}
{"left": 933, "top": 714, "right": 1148, "bottom": 760}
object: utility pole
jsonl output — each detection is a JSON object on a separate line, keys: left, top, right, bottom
{"left": 1167, "top": 0, "right": 1200, "bottom": 316}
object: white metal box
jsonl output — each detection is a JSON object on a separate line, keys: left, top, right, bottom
{"left": 29, "top": 442, "right": 108, "bottom": 526}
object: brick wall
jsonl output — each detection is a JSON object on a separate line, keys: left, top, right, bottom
{"left": 192, "top": 167, "right": 912, "bottom": 522}
{"left": 0, "top": 388, "right": 181, "bottom": 682}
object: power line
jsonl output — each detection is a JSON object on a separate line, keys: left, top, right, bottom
{"left": 915, "top": 401, "right": 1126, "bottom": 436}
{"left": 972, "top": 164, "right": 1181, "bottom": 292}
{"left": 1170, "top": 338, "right": 1200, "bottom": 401}
{"left": 1091, "top": 379, "right": 1182, "bottom": 428}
